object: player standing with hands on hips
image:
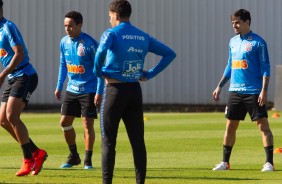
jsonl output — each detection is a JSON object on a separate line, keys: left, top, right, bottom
{"left": 0, "top": 0, "right": 47, "bottom": 176}
{"left": 55, "top": 11, "right": 104, "bottom": 169}
{"left": 94, "top": 0, "right": 176, "bottom": 183}
{"left": 212, "top": 9, "right": 274, "bottom": 172}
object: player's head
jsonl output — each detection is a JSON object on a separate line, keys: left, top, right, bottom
{"left": 64, "top": 11, "right": 83, "bottom": 39}
{"left": 0, "top": 0, "right": 3, "bottom": 8}
{"left": 109, "top": 0, "right": 131, "bottom": 27}
{"left": 65, "top": 11, "right": 83, "bottom": 25}
{"left": 231, "top": 9, "right": 251, "bottom": 35}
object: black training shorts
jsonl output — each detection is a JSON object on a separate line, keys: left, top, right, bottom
{"left": 61, "top": 91, "right": 97, "bottom": 118}
{"left": 1, "top": 73, "right": 38, "bottom": 104}
{"left": 225, "top": 92, "right": 268, "bottom": 121}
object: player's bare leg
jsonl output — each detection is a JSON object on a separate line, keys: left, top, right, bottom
{"left": 257, "top": 117, "right": 274, "bottom": 171}
{"left": 61, "top": 115, "right": 76, "bottom": 145}
{"left": 223, "top": 119, "right": 240, "bottom": 146}
{"left": 60, "top": 115, "right": 81, "bottom": 168}
{"left": 0, "top": 102, "right": 18, "bottom": 141}
{"left": 6, "top": 97, "right": 35, "bottom": 176}
{"left": 6, "top": 97, "right": 29, "bottom": 145}
{"left": 82, "top": 117, "right": 94, "bottom": 169}
{"left": 213, "top": 119, "right": 239, "bottom": 171}
{"left": 1, "top": 100, "right": 47, "bottom": 175}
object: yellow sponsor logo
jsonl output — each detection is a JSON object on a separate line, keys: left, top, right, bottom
{"left": 67, "top": 64, "right": 85, "bottom": 74}
{"left": 232, "top": 60, "right": 248, "bottom": 69}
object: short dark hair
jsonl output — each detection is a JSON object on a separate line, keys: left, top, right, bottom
{"left": 0, "top": 0, "right": 3, "bottom": 7}
{"left": 65, "top": 11, "right": 83, "bottom": 25}
{"left": 109, "top": 0, "right": 131, "bottom": 18}
{"left": 231, "top": 9, "right": 251, "bottom": 25}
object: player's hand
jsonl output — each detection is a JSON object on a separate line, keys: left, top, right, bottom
{"left": 139, "top": 76, "right": 148, "bottom": 81}
{"left": 0, "top": 75, "right": 5, "bottom": 89}
{"left": 54, "top": 90, "right": 62, "bottom": 101}
{"left": 94, "top": 94, "right": 103, "bottom": 111}
{"left": 139, "top": 70, "right": 148, "bottom": 81}
{"left": 212, "top": 87, "right": 221, "bottom": 102}
{"left": 258, "top": 90, "right": 267, "bottom": 106}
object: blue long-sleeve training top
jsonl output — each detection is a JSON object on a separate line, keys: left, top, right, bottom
{"left": 94, "top": 22, "right": 176, "bottom": 82}
{"left": 223, "top": 31, "right": 270, "bottom": 94}
{"left": 56, "top": 32, "right": 104, "bottom": 94}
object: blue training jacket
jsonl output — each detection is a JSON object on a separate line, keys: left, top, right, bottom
{"left": 56, "top": 32, "right": 104, "bottom": 94}
{"left": 0, "top": 18, "right": 36, "bottom": 79}
{"left": 223, "top": 31, "right": 270, "bottom": 94}
{"left": 94, "top": 22, "right": 176, "bottom": 82}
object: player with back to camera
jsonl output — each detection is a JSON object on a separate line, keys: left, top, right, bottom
{"left": 55, "top": 11, "right": 104, "bottom": 170}
{"left": 212, "top": 9, "right": 274, "bottom": 172}
{"left": 0, "top": 0, "right": 47, "bottom": 176}
{"left": 94, "top": 0, "right": 176, "bottom": 183}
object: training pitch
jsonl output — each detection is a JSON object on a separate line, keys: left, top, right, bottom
{"left": 0, "top": 112, "right": 282, "bottom": 184}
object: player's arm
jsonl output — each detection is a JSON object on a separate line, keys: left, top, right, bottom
{"left": 213, "top": 76, "right": 230, "bottom": 102}
{"left": 55, "top": 42, "right": 67, "bottom": 101}
{"left": 0, "top": 24, "right": 25, "bottom": 87}
{"left": 258, "top": 76, "right": 269, "bottom": 106}
{"left": 94, "top": 31, "right": 113, "bottom": 78}
{"left": 142, "top": 36, "right": 176, "bottom": 80}
{"left": 258, "top": 41, "right": 271, "bottom": 106}
{"left": 213, "top": 47, "right": 232, "bottom": 102}
{"left": 0, "top": 44, "right": 24, "bottom": 85}
{"left": 94, "top": 74, "right": 104, "bottom": 110}
{"left": 93, "top": 69, "right": 105, "bottom": 109}
{"left": 94, "top": 76, "right": 104, "bottom": 111}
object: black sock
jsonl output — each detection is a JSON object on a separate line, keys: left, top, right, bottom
{"left": 21, "top": 143, "right": 32, "bottom": 159}
{"left": 223, "top": 145, "right": 233, "bottom": 163}
{"left": 29, "top": 138, "right": 38, "bottom": 153}
{"left": 84, "top": 150, "right": 93, "bottom": 165}
{"left": 69, "top": 144, "right": 79, "bottom": 157}
{"left": 264, "top": 146, "right": 274, "bottom": 165}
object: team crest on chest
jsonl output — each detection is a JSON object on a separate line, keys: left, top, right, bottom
{"left": 243, "top": 42, "right": 253, "bottom": 52}
{"left": 77, "top": 42, "right": 85, "bottom": 57}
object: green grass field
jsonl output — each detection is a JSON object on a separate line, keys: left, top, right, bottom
{"left": 0, "top": 112, "right": 282, "bottom": 183}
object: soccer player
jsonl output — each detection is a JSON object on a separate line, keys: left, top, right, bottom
{"left": 55, "top": 11, "right": 104, "bottom": 169}
{"left": 212, "top": 9, "right": 274, "bottom": 172}
{"left": 94, "top": 0, "right": 176, "bottom": 183}
{"left": 0, "top": 0, "right": 47, "bottom": 176}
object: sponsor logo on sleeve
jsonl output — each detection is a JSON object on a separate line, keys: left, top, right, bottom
{"left": 0, "top": 49, "right": 8, "bottom": 57}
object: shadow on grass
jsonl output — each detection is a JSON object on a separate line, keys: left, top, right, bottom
{"left": 186, "top": 167, "right": 282, "bottom": 172}
{"left": 104, "top": 168, "right": 260, "bottom": 181}
{"left": 114, "top": 167, "right": 282, "bottom": 181}
{"left": 1, "top": 166, "right": 281, "bottom": 182}
{"left": 146, "top": 176, "right": 260, "bottom": 181}
{"left": 146, "top": 168, "right": 261, "bottom": 181}
{"left": 0, "top": 167, "right": 83, "bottom": 171}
